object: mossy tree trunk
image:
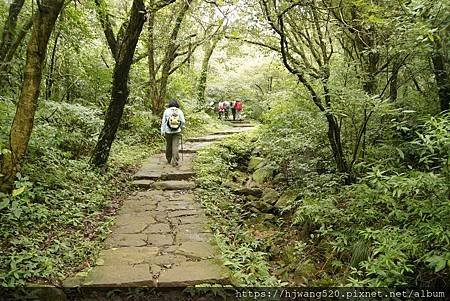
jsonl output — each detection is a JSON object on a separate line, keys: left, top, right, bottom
{"left": 90, "top": 0, "right": 147, "bottom": 167}
{"left": 0, "top": 0, "right": 65, "bottom": 191}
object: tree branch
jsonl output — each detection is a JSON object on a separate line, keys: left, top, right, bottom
{"left": 94, "top": 0, "right": 118, "bottom": 60}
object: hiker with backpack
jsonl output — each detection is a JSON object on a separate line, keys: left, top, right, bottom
{"left": 231, "top": 101, "right": 236, "bottom": 121}
{"left": 218, "top": 100, "right": 224, "bottom": 119}
{"left": 223, "top": 100, "right": 231, "bottom": 120}
{"left": 234, "top": 100, "right": 243, "bottom": 120}
{"left": 161, "top": 99, "right": 185, "bottom": 167}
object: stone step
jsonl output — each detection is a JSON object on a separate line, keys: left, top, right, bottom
{"left": 231, "top": 123, "right": 254, "bottom": 127}
{"left": 134, "top": 170, "right": 195, "bottom": 181}
{"left": 132, "top": 179, "right": 154, "bottom": 188}
{"left": 213, "top": 127, "right": 254, "bottom": 134}
{"left": 161, "top": 141, "right": 214, "bottom": 154}
{"left": 132, "top": 179, "right": 196, "bottom": 189}
{"left": 152, "top": 180, "right": 196, "bottom": 191}
{"left": 181, "top": 141, "right": 214, "bottom": 153}
{"left": 186, "top": 135, "right": 223, "bottom": 143}
{"left": 76, "top": 259, "right": 228, "bottom": 287}
{"left": 134, "top": 154, "right": 194, "bottom": 181}
{"left": 157, "top": 260, "right": 229, "bottom": 287}
{"left": 82, "top": 264, "right": 155, "bottom": 287}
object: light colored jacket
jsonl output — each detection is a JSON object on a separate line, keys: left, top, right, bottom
{"left": 161, "top": 107, "right": 185, "bottom": 135}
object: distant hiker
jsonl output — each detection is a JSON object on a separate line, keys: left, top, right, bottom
{"left": 223, "top": 100, "right": 231, "bottom": 120}
{"left": 231, "top": 101, "right": 236, "bottom": 121}
{"left": 218, "top": 100, "right": 224, "bottom": 119}
{"left": 161, "top": 99, "right": 185, "bottom": 167}
{"left": 235, "top": 100, "right": 243, "bottom": 120}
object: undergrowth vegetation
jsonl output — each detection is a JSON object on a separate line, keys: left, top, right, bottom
{"left": 194, "top": 133, "right": 280, "bottom": 286}
{"left": 194, "top": 104, "right": 449, "bottom": 287}
{"left": 0, "top": 99, "right": 218, "bottom": 286}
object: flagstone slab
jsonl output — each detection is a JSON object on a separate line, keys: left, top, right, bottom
{"left": 83, "top": 264, "right": 154, "bottom": 287}
{"left": 177, "top": 223, "right": 211, "bottom": 234}
{"left": 176, "top": 231, "right": 212, "bottom": 243}
{"left": 114, "top": 222, "right": 148, "bottom": 234}
{"left": 170, "top": 215, "right": 205, "bottom": 225}
{"left": 157, "top": 200, "right": 199, "bottom": 211}
{"left": 157, "top": 261, "right": 228, "bottom": 286}
{"left": 97, "top": 247, "right": 159, "bottom": 266}
{"left": 152, "top": 180, "right": 196, "bottom": 190}
{"left": 168, "top": 209, "right": 200, "bottom": 218}
{"left": 145, "top": 254, "right": 187, "bottom": 267}
{"left": 119, "top": 202, "right": 157, "bottom": 214}
{"left": 105, "top": 234, "right": 147, "bottom": 248}
{"left": 115, "top": 214, "right": 157, "bottom": 226}
{"left": 175, "top": 241, "right": 215, "bottom": 259}
{"left": 143, "top": 223, "right": 171, "bottom": 234}
{"left": 146, "top": 234, "right": 174, "bottom": 247}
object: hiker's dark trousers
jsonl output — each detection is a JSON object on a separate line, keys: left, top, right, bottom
{"left": 165, "top": 133, "right": 180, "bottom": 166}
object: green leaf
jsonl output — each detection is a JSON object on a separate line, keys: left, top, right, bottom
{"left": 0, "top": 199, "right": 9, "bottom": 210}
{"left": 434, "top": 257, "right": 446, "bottom": 272}
{"left": 12, "top": 207, "right": 22, "bottom": 219}
{"left": 427, "top": 255, "right": 446, "bottom": 272}
{"left": 12, "top": 186, "right": 25, "bottom": 197}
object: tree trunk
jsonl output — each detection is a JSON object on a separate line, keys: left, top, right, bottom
{"left": 196, "top": 36, "right": 219, "bottom": 110}
{"left": 147, "top": 10, "right": 160, "bottom": 113}
{"left": 0, "top": 0, "right": 32, "bottom": 87}
{"left": 0, "top": 0, "right": 64, "bottom": 191}
{"left": 0, "top": 0, "right": 25, "bottom": 61}
{"left": 45, "top": 29, "right": 60, "bottom": 100}
{"left": 326, "top": 114, "right": 348, "bottom": 173}
{"left": 431, "top": 41, "right": 450, "bottom": 112}
{"left": 90, "top": 0, "right": 147, "bottom": 167}
{"left": 389, "top": 58, "right": 402, "bottom": 101}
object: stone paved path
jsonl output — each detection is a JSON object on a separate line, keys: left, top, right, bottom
{"left": 63, "top": 121, "right": 255, "bottom": 287}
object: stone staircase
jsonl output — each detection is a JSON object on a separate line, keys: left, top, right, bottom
{"left": 63, "top": 123, "right": 255, "bottom": 288}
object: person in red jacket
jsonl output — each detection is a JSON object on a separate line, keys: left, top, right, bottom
{"left": 234, "top": 100, "right": 243, "bottom": 120}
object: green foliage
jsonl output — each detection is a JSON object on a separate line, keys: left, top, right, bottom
{"left": 257, "top": 95, "right": 331, "bottom": 184}
{"left": 1, "top": 0, "right": 448, "bottom": 288}
{"left": 33, "top": 101, "right": 103, "bottom": 159}
{"left": 119, "top": 105, "right": 160, "bottom": 144}
{"left": 290, "top": 114, "right": 449, "bottom": 286}
{"left": 0, "top": 166, "right": 114, "bottom": 286}
{"left": 0, "top": 99, "right": 161, "bottom": 286}
{"left": 194, "top": 136, "right": 279, "bottom": 286}
{"left": 409, "top": 114, "right": 450, "bottom": 170}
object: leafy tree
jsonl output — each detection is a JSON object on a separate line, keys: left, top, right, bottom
{"left": 259, "top": 0, "right": 352, "bottom": 176}
{"left": 1, "top": 0, "right": 65, "bottom": 191}
{"left": 90, "top": 0, "right": 149, "bottom": 167}
{"left": 147, "top": 0, "right": 195, "bottom": 115}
